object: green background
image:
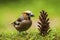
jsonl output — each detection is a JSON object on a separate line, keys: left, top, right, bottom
{"left": 0, "top": 0, "right": 60, "bottom": 39}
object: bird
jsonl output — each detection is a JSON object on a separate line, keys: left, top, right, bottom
{"left": 11, "top": 10, "right": 34, "bottom": 32}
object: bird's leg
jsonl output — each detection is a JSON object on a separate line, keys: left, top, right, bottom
{"left": 25, "top": 31, "right": 28, "bottom": 35}
{"left": 22, "top": 31, "right": 28, "bottom": 35}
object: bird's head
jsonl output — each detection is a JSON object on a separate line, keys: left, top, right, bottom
{"left": 22, "top": 10, "right": 34, "bottom": 17}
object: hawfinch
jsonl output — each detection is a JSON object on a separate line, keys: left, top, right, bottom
{"left": 12, "top": 11, "right": 34, "bottom": 32}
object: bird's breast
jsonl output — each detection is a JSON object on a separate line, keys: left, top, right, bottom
{"left": 20, "top": 20, "right": 32, "bottom": 27}
{"left": 15, "top": 20, "right": 32, "bottom": 31}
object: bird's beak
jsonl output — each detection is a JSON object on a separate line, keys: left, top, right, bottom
{"left": 30, "top": 13, "right": 35, "bottom": 17}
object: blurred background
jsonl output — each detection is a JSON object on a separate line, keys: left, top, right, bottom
{"left": 0, "top": 0, "right": 60, "bottom": 35}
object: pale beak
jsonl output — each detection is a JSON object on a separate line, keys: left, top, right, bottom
{"left": 30, "top": 13, "right": 34, "bottom": 17}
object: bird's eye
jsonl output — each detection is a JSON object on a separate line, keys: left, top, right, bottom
{"left": 26, "top": 13, "right": 30, "bottom": 15}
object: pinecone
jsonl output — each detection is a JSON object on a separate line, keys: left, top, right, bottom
{"left": 38, "top": 10, "right": 50, "bottom": 36}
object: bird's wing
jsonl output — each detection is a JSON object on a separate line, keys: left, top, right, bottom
{"left": 12, "top": 16, "right": 24, "bottom": 24}
{"left": 17, "top": 18, "right": 22, "bottom": 22}
{"left": 18, "top": 20, "right": 32, "bottom": 28}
